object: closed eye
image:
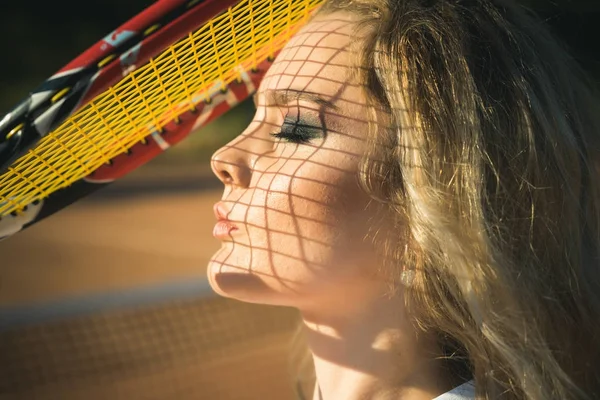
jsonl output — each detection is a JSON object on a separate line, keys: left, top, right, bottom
{"left": 270, "top": 115, "right": 324, "bottom": 144}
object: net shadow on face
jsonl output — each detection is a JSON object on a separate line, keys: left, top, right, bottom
{"left": 205, "top": 18, "right": 425, "bottom": 307}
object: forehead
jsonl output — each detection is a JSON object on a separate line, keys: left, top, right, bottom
{"left": 260, "top": 13, "right": 360, "bottom": 96}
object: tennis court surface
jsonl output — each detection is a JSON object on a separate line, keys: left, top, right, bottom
{"left": 0, "top": 166, "right": 300, "bottom": 399}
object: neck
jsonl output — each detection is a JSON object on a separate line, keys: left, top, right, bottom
{"left": 299, "top": 290, "right": 456, "bottom": 400}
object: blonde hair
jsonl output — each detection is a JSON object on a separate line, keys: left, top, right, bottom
{"left": 291, "top": 0, "right": 600, "bottom": 399}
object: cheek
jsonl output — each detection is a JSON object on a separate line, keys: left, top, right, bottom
{"left": 253, "top": 152, "right": 369, "bottom": 267}
{"left": 208, "top": 140, "right": 375, "bottom": 303}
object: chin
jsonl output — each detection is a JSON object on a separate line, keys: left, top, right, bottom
{"left": 208, "top": 258, "right": 277, "bottom": 304}
{"left": 206, "top": 257, "right": 305, "bottom": 308}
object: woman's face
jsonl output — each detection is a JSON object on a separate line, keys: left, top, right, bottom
{"left": 208, "top": 13, "right": 384, "bottom": 310}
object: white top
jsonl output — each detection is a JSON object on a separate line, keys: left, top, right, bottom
{"left": 433, "top": 380, "right": 476, "bottom": 400}
{"left": 312, "top": 379, "right": 475, "bottom": 399}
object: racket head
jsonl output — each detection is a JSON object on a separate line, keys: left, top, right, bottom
{"left": 0, "top": 0, "right": 323, "bottom": 239}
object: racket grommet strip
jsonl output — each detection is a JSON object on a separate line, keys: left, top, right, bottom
{"left": 5, "top": 123, "right": 24, "bottom": 141}
{"left": 144, "top": 24, "right": 161, "bottom": 37}
{"left": 97, "top": 54, "right": 116, "bottom": 68}
{"left": 186, "top": 0, "right": 202, "bottom": 8}
{"left": 51, "top": 87, "right": 71, "bottom": 103}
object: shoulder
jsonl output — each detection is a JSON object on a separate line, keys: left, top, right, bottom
{"left": 432, "top": 380, "right": 475, "bottom": 400}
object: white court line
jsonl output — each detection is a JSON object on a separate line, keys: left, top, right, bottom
{"left": 0, "top": 277, "right": 216, "bottom": 331}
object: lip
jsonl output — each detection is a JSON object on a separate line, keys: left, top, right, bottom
{"left": 213, "top": 202, "right": 239, "bottom": 239}
{"left": 213, "top": 202, "right": 230, "bottom": 221}
{"left": 213, "top": 220, "right": 239, "bottom": 239}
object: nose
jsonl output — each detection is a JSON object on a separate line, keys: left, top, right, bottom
{"left": 210, "top": 135, "right": 252, "bottom": 187}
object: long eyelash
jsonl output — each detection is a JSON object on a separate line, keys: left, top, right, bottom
{"left": 270, "top": 129, "right": 311, "bottom": 144}
{"left": 270, "top": 119, "right": 323, "bottom": 144}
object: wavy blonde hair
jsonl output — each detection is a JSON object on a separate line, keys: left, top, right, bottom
{"left": 291, "top": 0, "right": 600, "bottom": 399}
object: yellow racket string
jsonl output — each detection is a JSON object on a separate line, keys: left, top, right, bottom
{"left": 0, "top": 0, "right": 321, "bottom": 216}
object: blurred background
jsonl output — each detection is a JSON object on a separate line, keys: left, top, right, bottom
{"left": 0, "top": 0, "right": 598, "bottom": 399}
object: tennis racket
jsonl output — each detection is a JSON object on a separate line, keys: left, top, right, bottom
{"left": 0, "top": 0, "right": 323, "bottom": 239}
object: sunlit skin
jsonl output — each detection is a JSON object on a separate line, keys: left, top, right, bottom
{"left": 209, "top": 13, "right": 458, "bottom": 400}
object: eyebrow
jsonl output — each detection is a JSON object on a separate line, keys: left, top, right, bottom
{"left": 253, "top": 88, "right": 340, "bottom": 112}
